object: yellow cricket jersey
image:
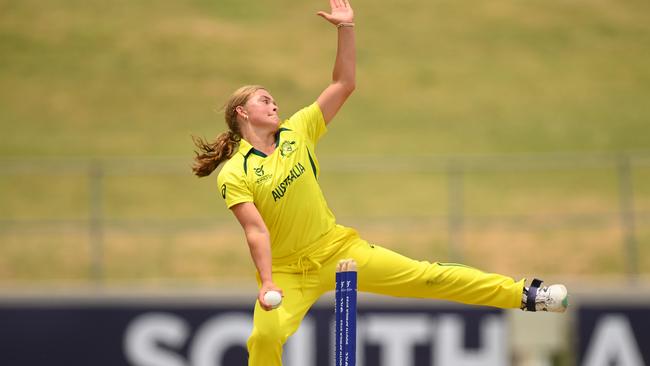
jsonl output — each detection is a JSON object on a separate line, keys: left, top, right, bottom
{"left": 217, "top": 102, "right": 336, "bottom": 259}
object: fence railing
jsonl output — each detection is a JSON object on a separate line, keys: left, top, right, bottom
{"left": 1, "top": 151, "right": 648, "bottom": 284}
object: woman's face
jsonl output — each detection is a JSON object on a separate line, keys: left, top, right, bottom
{"left": 242, "top": 89, "right": 280, "bottom": 129}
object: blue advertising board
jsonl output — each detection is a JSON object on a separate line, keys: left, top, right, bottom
{"left": 577, "top": 305, "right": 650, "bottom": 366}
{"left": 0, "top": 298, "right": 506, "bottom": 366}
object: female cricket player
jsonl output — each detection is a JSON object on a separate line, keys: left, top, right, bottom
{"left": 192, "top": 0, "right": 568, "bottom": 364}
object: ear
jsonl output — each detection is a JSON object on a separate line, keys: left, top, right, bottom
{"left": 235, "top": 106, "right": 248, "bottom": 120}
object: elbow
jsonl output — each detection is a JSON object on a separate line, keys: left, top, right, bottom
{"left": 341, "top": 81, "right": 356, "bottom": 95}
{"left": 348, "top": 81, "right": 356, "bottom": 93}
{"left": 333, "top": 77, "right": 355, "bottom": 94}
{"left": 244, "top": 225, "right": 270, "bottom": 241}
{"left": 246, "top": 227, "right": 269, "bottom": 238}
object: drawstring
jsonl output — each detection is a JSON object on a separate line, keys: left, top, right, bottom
{"left": 296, "top": 255, "right": 322, "bottom": 294}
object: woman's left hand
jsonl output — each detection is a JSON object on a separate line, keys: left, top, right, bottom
{"left": 317, "top": 0, "right": 354, "bottom": 26}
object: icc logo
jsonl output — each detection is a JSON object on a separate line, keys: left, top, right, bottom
{"left": 254, "top": 166, "right": 264, "bottom": 177}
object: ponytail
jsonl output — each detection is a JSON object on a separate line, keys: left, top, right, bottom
{"left": 192, "top": 131, "right": 240, "bottom": 177}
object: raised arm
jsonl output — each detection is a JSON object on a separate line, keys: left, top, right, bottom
{"left": 231, "top": 202, "right": 282, "bottom": 311}
{"left": 316, "top": 0, "right": 356, "bottom": 125}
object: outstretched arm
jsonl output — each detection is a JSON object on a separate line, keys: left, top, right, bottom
{"left": 316, "top": 0, "right": 356, "bottom": 125}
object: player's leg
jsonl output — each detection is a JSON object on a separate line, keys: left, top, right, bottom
{"left": 247, "top": 271, "right": 323, "bottom": 366}
{"left": 360, "top": 243, "right": 523, "bottom": 308}
{"left": 341, "top": 239, "right": 567, "bottom": 311}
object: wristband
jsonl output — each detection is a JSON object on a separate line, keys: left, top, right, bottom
{"left": 336, "top": 22, "right": 355, "bottom": 29}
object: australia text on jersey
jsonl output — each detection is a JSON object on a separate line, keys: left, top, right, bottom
{"left": 272, "top": 162, "right": 306, "bottom": 202}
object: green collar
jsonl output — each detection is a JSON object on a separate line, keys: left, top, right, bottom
{"left": 237, "top": 127, "right": 292, "bottom": 158}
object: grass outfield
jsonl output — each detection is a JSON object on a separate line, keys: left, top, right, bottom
{"left": 2, "top": 0, "right": 650, "bottom": 156}
{"left": 1, "top": 0, "right": 649, "bottom": 283}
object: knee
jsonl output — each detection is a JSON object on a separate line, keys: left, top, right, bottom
{"left": 247, "top": 325, "right": 287, "bottom": 349}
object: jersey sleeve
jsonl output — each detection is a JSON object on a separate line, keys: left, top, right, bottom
{"left": 217, "top": 165, "right": 253, "bottom": 209}
{"left": 283, "top": 102, "right": 328, "bottom": 144}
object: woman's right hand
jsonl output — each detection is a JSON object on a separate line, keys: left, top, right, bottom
{"left": 258, "top": 282, "right": 284, "bottom": 311}
{"left": 317, "top": 0, "right": 354, "bottom": 26}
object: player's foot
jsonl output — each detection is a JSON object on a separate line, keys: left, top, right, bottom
{"left": 522, "top": 279, "right": 568, "bottom": 313}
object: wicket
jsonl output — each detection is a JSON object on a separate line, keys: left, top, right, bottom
{"left": 335, "top": 259, "right": 357, "bottom": 366}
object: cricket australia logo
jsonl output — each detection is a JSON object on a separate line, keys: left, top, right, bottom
{"left": 280, "top": 140, "right": 297, "bottom": 158}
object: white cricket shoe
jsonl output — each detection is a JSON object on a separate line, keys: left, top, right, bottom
{"left": 534, "top": 284, "right": 568, "bottom": 312}
{"left": 522, "top": 279, "right": 569, "bottom": 313}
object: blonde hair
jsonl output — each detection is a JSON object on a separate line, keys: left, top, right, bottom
{"left": 192, "top": 85, "right": 265, "bottom": 177}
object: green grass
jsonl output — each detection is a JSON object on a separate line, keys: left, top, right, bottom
{"left": 2, "top": 0, "right": 650, "bottom": 156}
{"left": 1, "top": 0, "right": 649, "bottom": 283}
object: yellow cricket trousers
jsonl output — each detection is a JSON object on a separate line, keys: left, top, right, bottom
{"left": 247, "top": 225, "right": 525, "bottom": 366}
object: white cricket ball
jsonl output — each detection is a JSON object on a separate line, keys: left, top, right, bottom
{"left": 264, "top": 291, "right": 282, "bottom": 309}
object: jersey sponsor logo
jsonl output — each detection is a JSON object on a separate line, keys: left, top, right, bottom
{"left": 280, "top": 140, "right": 297, "bottom": 158}
{"left": 272, "top": 162, "right": 306, "bottom": 201}
{"left": 220, "top": 184, "right": 226, "bottom": 199}
{"left": 254, "top": 166, "right": 264, "bottom": 176}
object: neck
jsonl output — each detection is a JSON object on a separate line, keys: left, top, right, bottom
{"left": 242, "top": 128, "right": 277, "bottom": 156}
